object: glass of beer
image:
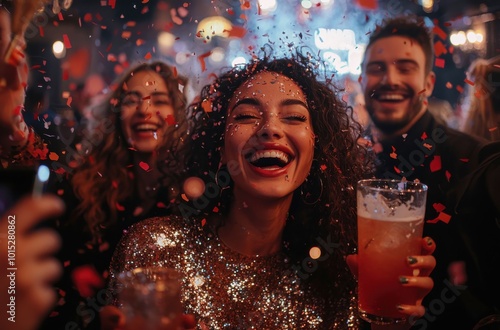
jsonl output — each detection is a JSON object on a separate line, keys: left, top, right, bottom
{"left": 357, "top": 179, "right": 427, "bottom": 324}
{"left": 116, "top": 266, "right": 183, "bottom": 330}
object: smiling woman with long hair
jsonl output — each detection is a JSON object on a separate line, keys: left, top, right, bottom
{"left": 108, "top": 49, "right": 436, "bottom": 329}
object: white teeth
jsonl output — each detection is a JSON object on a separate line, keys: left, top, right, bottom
{"left": 134, "top": 124, "right": 158, "bottom": 131}
{"left": 378, "top": 94, "right": 405, "bottom": 101}
{"left": 249, "top": 150, "right": 290, "bottom": 163}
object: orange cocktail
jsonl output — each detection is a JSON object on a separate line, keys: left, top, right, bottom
{"left": 357, "top": 179, "right": 427, "bottom": 325}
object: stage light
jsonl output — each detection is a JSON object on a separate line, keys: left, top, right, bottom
{"left": 196, "top": 16, "right": 232, "bottom": 42}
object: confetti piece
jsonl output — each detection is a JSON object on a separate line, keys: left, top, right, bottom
{"left": 63, "top": 34, "right": 72, "bottom": 49}
{"left": 165, "top": 115, "right": 176, "bottom": 125}
{"left": 446, "top": 82, "right": 453, "bottom": 89}
{"left": 320, "top": 164, "right": 327, "bottom": 171}
{"left": 394, "top": 166, "right": 401, "bottom": 174}
{"left": 115, "top": 202, "right": 125, "bottom": 211}
{"left": 433, "top": 26, "right": 447, "bottom": 40}
{"left": 421, "top": 132, "right": 428, "bottom": 140}
{"left": 435, "top": 58, "right": 445, "bottom": 68}
{"left": 433, "top": 202, "right": 446, "bottom": 212}
{"left": 49, "top": 152, "right": 59, "bottom": 161}
{"left": 445, "top": 170, "right": 451, "bottom": 181}
{"left": 139, "top": 161, "right": 150, "bottom": 171}
{"left": 429, "top": 155, "right": 441, "bottom": 172}
{"left": 427, "top": 211, "right": 451, "bottom": 224}
{"left": 464, "top": 78, "right": 474, "bottom": 86}
{"left": 355, "top": 0, "right": 378, "bottom": 10}
{"left": 241, "top": 1, "right": 251, "bottom": 9}
{"left": 144, "top": 52, "right": 152, "bottom": 60}
{"left": 389, "top": 145, "right": 397, "bottom": 159}
{"left": 456, "top": 85, "right": 464, "bottom": 93}
{"left": 198, "top": 51, "right": 212, "bottom": 72}
{"left": 488, "top": 126, "right": 498, "bottom": 132}
{"left": 226, "top": 26, "right": 247, "bottom": 38}
{"left": 71, "top": 266, "right": 104, "bottom": 298}
{"left": 201, "top": 218, "right": 207, "bottom": 227}
{"left": 201, "top": 99, "right": 212, "bottom": 113}
{"left": 157, "top": 202, "right": 168, "bottom": 208}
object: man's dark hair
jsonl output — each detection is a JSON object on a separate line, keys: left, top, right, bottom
{"left": 366, "top": 16, "right": 435, "bottom": 74}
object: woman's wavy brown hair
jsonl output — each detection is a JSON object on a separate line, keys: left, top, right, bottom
{"left": 188, "top": 47, "right": 372, "bottom": 320}
{"left": 71, "top": 61, "right": 189, "bottom": 239}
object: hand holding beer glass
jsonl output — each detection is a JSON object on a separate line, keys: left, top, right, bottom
{"left": 357, "top": 179, "right": 428, "bottom": 325}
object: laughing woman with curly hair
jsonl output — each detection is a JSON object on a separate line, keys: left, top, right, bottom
{"left": 108, "top": 49, "right": 436, "bottom": 329}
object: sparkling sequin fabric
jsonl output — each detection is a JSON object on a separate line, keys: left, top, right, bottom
{"left": 109, "top": 216, "right": 359, "bottom": 329}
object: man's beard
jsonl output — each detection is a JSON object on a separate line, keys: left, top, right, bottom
{"left": 368, "top": 96, "right": 425, "bottom": 135}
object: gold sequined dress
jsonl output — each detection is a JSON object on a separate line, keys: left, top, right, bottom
{"left": 109, "top": 216, "right": 359, "bottom": 329}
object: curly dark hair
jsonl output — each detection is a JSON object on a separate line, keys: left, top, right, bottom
{"left": 186, "top": 48, "right": 371, "bottom": 315}
{"left": 71, "top": 61, "right": 189, "bottom": 238}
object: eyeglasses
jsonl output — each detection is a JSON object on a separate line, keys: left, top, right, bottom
{"left": 121, "top": 92, "right": 172, "bottom": 108}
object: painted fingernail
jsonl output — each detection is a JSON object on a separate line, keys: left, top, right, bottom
{"left": 399, "top": 276, "right": 409, "bottom": 284}
{"left": 426, "top": 237, "right": 434, "bottom": 246}
{"left": 408, "top": 256, "right": 418, "bottom": 265}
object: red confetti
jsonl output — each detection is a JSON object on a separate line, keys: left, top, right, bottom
{"left": 165, "top": 115, "right": 176, "bottom": 125}
{"left": 157, "top": 202, "right": 168, "bottom": 208}
{"left": 390, "top": 146, "right": 397, "bottom": 159}
{"left": 139, "top": 161, "right": 150, "bottom": 171}
{"left": 108, "top": 0, "right": 116, "bottom": 9}
{"left": 456, "top": 85, "right": 464, "bottom": 93}
{"left": 198, "top": 51, "right": 212, "bottom": 72}
{"left": 39, "top": 26, "right": 44, "bottom": 37}
{"left": 49, "top": 152, "right": 59, "bottom": 161}
{"left": 435, "top": 58, "right": 445, "bottom": 68}
{"left": 201, "top": 218, "right": 207, "bottom": 227}
{"left": 115, "top": 203, "right": 125, "bottom": 211}
{"left": 393, "top": 166, "right": 401, "bottom": 174}
{"left": 434, "top": 41, "right": 448, "bottom": 57}
{"left": 226, "top": 26, "right": 247, "bottom": 38}
{"left": 433, "top": 26, "right": 447, "bottom": 40}
{"left": 427, "top": 211, "right": 451, "bottom": 224}
{"left": 464, "top": 78, "right": 474, "bottom": 86}
{"left": 421, "top": 132, "right": 428, "bottom": 140}
{"left": 433, "top": 202, "right": 446, "bottom": 213}
{"left": 320, "top": 164, "right": 327, "bottom": 171}
{"left": 62, "top": 34, "right": 72, "bottom": 49}
{"left": 241, "top": 1, "right": 251, "bottom": 9}
{"left": 445, "top": 170, "right": 451, "bottom": 182}
{"left": 144, "top": 52, "right": 152, "bottom": 60}
{"left": 445, "top": 82, "right": 453, "bottom": 89}
{"left": 355, "top": 0, "right": 378, "bottom": 10}
{"left": 488, "top": 126, "right": 498, "bottom": 132}
{"left": 71, "top": 266, "right": 104, "bottom": 298}
{"left": 429, "top": 155, "right": 442, "bottom": 172}
{"left": 459, "top": 158, "right": 469, "bottom": 162}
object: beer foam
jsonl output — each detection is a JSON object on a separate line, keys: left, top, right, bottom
{"left": 357, "top": 191, "right": 425, "bottom": 222}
